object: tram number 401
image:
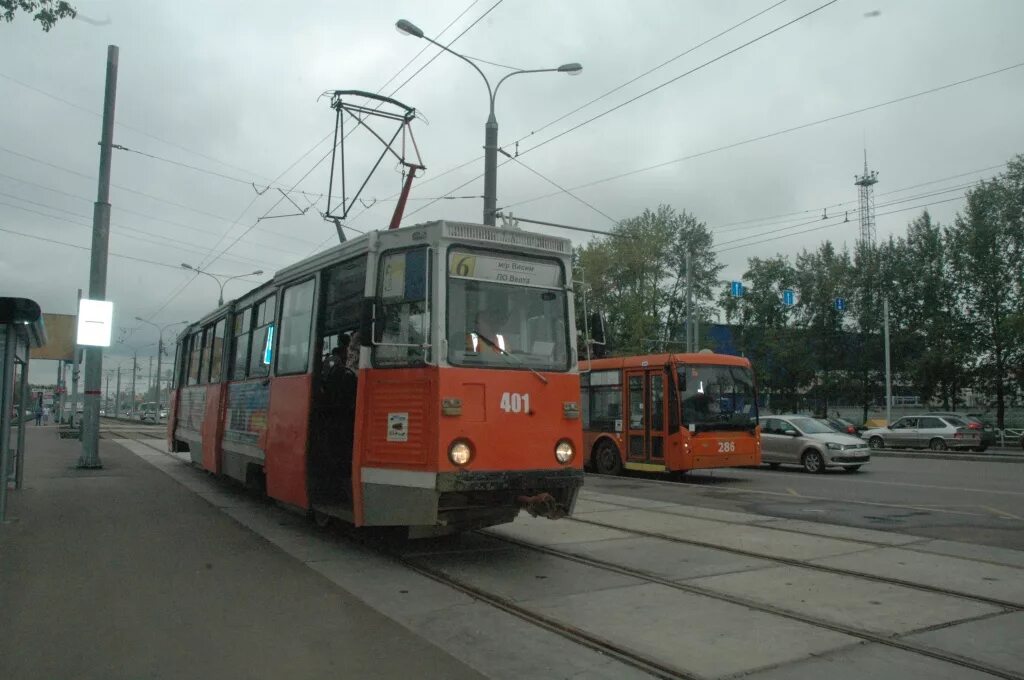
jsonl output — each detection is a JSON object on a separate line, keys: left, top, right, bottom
{"left": 500, "top": 392, "right": 531, "bottom": 413}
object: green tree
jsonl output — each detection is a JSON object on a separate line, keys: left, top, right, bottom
{"left": 575, "top": 205, "right": 723, "bottom": 354}
{"left": 1, "top": 0, "right": 76, "bottom": 30}
{"left": 948, "top": 159, "right": 1024, "bottom": 427}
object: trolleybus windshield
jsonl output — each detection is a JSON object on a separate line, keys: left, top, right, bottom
{"left": 446, "top": 249, "right": 569, "bottom": 371}
{"left": 678, "top": 363, "right": 757, "bottom": 431}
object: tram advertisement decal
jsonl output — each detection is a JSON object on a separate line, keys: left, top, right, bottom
{"left": 225, "top": 381, "right": 270, "bottom": 444}
{"left": 449, "top": 252, "right": 561, "bottom": 288}
{"left": 179, "top": 387, "right": 206, "bottom": 431}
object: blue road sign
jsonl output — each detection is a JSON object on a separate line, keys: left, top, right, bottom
{"left": 835, "top": 297, "right": 846, "bottom": 312}
{"left": 782, "top": 289, "right": 795, "bottom": 306}
{"left": 730, "top": 281, "right": 743, "bottom": 298}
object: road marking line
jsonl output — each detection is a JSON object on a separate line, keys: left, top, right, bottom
{"left": 786, "top": 488, "right": 801, "bottom": 497}
{"left": 588, "top": 475, "right": 989, "bottom": 517}
{"left": 732, "top": 468, "right": 1024, "bottom": 498}
{"left": 979, "top": 505, "right": 1023, "bottom": 521}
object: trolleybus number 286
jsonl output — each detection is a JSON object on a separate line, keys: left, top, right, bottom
{"left": 500, "top": 392, "right": 531, "bottom": 413}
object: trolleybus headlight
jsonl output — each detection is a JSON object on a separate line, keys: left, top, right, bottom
{"left": 448, "top": 440, "right": 473, "bottom": 466}
{"left": 554, "top": 439, "right": 574, "bottom": 464}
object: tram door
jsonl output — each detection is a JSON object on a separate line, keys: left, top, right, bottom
{"left": 624, "top": 368, "right": 666, "bottom": 466}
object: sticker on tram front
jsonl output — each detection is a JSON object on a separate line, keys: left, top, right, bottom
{"left": 387, "top": 412, "right": 408, "bottom": 442}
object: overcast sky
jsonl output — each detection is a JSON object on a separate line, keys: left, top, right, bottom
{"left": 3, "top": 0, "right": 1023, "bottom": 378}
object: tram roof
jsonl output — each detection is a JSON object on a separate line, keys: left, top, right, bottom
{"left": 582, "top": 352, "right": 752, "bottom": 371}
{"left": 179, "top": 220, "right": 573, "bottom": 336}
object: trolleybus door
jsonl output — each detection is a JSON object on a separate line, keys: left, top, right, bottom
{"left": 624, "top": 368, "right": 666, "bottom": 466}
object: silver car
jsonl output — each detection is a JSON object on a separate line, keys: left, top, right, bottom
{"left": 862, "top": 415, "right": 980, "bottom": 451}
{"left": 759, "top": 415, "right": 871, "bottom": 473}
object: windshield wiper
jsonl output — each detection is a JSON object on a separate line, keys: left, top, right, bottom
{"left": 472, "top": 331, "right": 548, "bottom": 384}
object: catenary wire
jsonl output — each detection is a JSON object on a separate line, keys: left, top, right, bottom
{"left": 496, "top": 60, "right": 1024, "bottom": 213}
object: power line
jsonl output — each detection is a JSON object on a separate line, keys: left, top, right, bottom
{"left": 713, "top": 195, "right": 968, "bottom": 254}
{"left": 0, "top": 194, "right": 281, "bottom": 268}
{"left": 406, "top": 1, "right": 839, "bottom": 221}
{"left": 0, "top": 71, "right": 278, "bottom": 183}
{"left": 0, "top": 168, "right": 320, "bottom": 253}
{"left": 0, "top": 223, "right": 236, "bottom": 272}
{"left": 410, "top": 0, "right": 792, "bottom": 195}
{"left": 711, "top": 179, "right": 985, "bottom": 236}
{"left": 111, "top": 143, "right": 325, "bottom": 198}
{"left": 387, "top": 0, "right": 506, "bottom": 99}
{"left": 498, "top": 60, "right": 1024, "bottom": 212}
{"left": 504, "top": 154, "right": 617, "bottom": 224}
{"left": 707, "top": 163, "right": 1006, "bottom": 232}
{"left": 516, "top": 0, "right": 840, "bottom": 157}
{"left": 514, "top": 0, "right": 791, "bottom": 148}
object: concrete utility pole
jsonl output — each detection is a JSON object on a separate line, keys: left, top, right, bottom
{"left": 70, "top": 288, "right": 81, "bottom": 427}
{"left": 114, "top": 367, "right": 121, "bottom": 418}
{"left": 147, "top": 355, "right": 153, "bottom": 399}
{"left": 130, "top": 353, "right": 137, "bottom": 415}
{"left": 685, "top": 252, "right": 694, "bottom": 352}
{"left": 79, "top": 45, "right": 118, "bottom": 469}
{"left": 883, "top": 296, "right": 893, "bottom": 424}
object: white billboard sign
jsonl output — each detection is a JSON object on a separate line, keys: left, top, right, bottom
{"left": 76, "top": 299, "right": 114, "bottom": 347}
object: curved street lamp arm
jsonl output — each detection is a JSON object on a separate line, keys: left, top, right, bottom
{"left": 492, "top": 68, "right": 560, "bottom": 106}
{"left": 420, "top": 35, "right": 494, "bottom": 111}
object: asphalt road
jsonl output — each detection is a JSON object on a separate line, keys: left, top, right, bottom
{"left": 585, "top": 457, "right": 1024, "bottom": 550}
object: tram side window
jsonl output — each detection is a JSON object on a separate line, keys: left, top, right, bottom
{"left": 374, "top": 248, "right": 430, "bottom": 367}
{"left": 586, "top": 369, "right": 622, "bottom": 432}
{"left": 207, "top": 318, "right": 226, "bottom": 383}
{"left": 187, "top": 330, "right": 204, "bottom": 386}
{"left": 230, "top": 307, "right": 252, "bottom": 381}
{"left": 199, "top": 325, "right": 215, "bottom": 384}
{"left": 277, "top": 279, "right": 316, "bottom": 375}
{"left": 249, "top": 295, "right": 276, "bottom": 378}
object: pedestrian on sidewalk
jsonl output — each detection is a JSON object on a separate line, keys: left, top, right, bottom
{"left": 43, "top": 407, "right": 50, "bottom": 425}
{"left": 34, "top": 407, "right": 42, "bottom": 426}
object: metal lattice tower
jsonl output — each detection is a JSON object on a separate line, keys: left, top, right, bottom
{"left": 854, "top": 150, "right": 879, "bottom": 247}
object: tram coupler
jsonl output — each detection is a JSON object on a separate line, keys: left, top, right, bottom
{"left": 516, "top": 492, "right": 566, "bottom": 520}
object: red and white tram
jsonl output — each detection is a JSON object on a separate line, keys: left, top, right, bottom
{"left": 168, "top": 220, "right": 584, "bottom": 536}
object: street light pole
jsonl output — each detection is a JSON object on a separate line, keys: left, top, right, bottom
{"left": 180, "top": 264, "right": 262, "bottom": 306}
{"left": 396, "top": 19, "right": 581, "bottom": 226}
{"left": 135, "top": 318, "right": 187, "bottom": 408}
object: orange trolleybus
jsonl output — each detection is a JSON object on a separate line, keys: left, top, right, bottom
{"left": 580, "top": 352, "right": 760, "bottom": 475}
{"left": 168, "top": 220, "right": 584, "bottom": 536}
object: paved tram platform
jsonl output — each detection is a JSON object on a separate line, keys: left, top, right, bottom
{"left": 4, "top": 428, "right": 1024, "bottom": 679}
{"left": 0, "top": 429, "right": 484, "bottom": 680}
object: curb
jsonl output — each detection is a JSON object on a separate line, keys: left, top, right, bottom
{"left": 870, "top": 449, "right": 1024, "bottom": 464}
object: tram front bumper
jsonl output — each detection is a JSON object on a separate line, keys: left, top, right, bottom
{"left": 436, "top": 467, "right": 584, "bottom": 520}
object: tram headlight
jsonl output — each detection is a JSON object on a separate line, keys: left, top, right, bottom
{"left": 554, "top": 439, "right": 575, "bottom": 464}
{"left": 448, "top": 439, "right": 473, "bottom": 466}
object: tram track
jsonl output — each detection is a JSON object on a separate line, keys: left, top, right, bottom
{"left": 122, "top": 432, "right": 1023, "bottom": 679}
{"left": 567, "top": 502, "right": 1024, "bottom": 611}
{"left": 478, "top": 529, "right": 1024, "bottom": 680}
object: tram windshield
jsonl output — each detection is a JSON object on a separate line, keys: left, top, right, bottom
{"left": 678, "top": 363, "right": 758, "bottom": 431}
{"left": 447, "top": 249, "right": 570, "bottom": 371}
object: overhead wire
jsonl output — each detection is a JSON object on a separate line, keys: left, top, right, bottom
{"left": 0, "top": 171, "right": 316, "bottom": 255}
{"left": 497, "top": 60, "right": 1024, "bottom": 213}
{"left": 405, "top": 0, "right": 841, "bottom": 220}
{"left": 713, "top": 195, "right": 969, "bottom": 254}
{"left": 409, "top": 0, "right": 793, "bottom": 195}
{"left": 0, "top": 71, "right": 279, "bottom": 182}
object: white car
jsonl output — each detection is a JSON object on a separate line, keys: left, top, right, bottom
{"left": 760, "top": 415, "right": 871, "bottom": 473}
{"left": 862, "top": 415, "right": 981, "bottom": 451}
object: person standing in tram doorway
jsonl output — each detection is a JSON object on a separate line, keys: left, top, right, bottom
{"left": 322, "top": 332, "right": 358, "bottom": 483}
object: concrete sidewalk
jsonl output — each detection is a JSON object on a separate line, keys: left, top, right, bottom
{"left": 0, "top": 429, "right": 485, "bottom": 680}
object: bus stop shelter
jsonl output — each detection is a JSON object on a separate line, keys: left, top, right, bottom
{"left": 0, "top": 297, "right": 47, "bottom": 522}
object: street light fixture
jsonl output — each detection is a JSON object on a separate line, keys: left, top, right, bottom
{"left": 180, "top": 263, "right": 263, "bottom": 306}
{"left": 134, "top": 318, "right": 188, "bottom": 409}
{"left": 395, "top": 18, "right": 582, "bottom": 226}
